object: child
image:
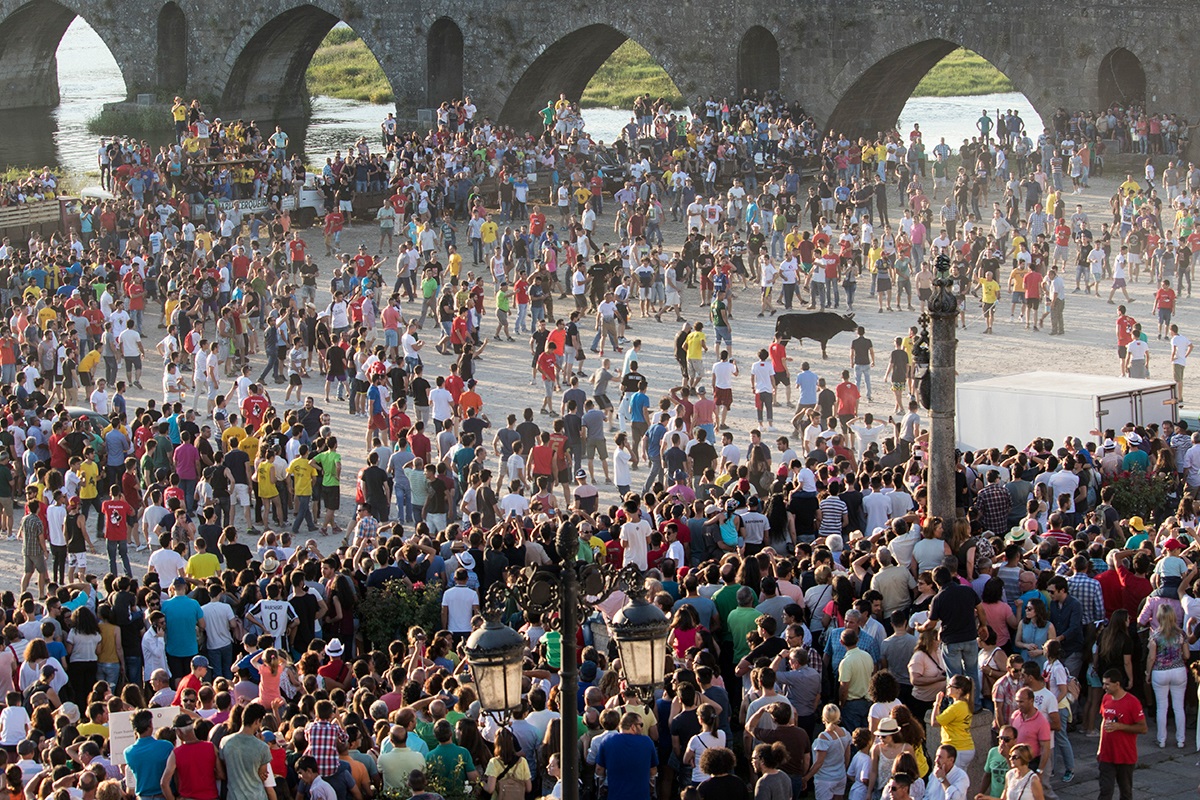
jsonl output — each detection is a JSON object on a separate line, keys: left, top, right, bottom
{"left": 0, "top": 692, "right": 29, "bottom": 760}
{"left": 846, "top": 727, "right": 874, "bottom": 800}
{"left": 1152, "top": 537, "right": 1189, "bottom": 597}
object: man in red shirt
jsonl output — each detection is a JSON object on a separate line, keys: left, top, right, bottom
{"left": 172, "top": 655, "right": 210, "bottom": 706}
{"left": 323, "top": 209, "right": 343, "bottom": 255}
{"left": 537, "top": 342, "right": 558, "bottom": 415}
{"left": 768, "top": 334, "right": 792, "bottom": 407}
{"left": 101, "top": 484, "right": 133, "bottom": 577}
{"left": 1114, "top": 306, "right": 1137, "bottom": 375}
{"left": 1153, "top": 279, "right": 1176, "bottom": 339}
{"left": 352, "top": 246, "right": 374, "bottom": 278}
{"left": 242, "top": 386, "right": 269, "bottom": 431}
{"left": 1022, "top": 267, "right": 1043, "bottom": 330}
{"left": 1097, "top": 669, "right": 1145, "bottom": 800}
{"left": 835, "top": 369, "right": 860, "bottom": 432}
{"left": 528, "top": 431, "right": 554, "bottom": 489}
{"left": 287, "top": 231, "right": 307, "bottom": 272}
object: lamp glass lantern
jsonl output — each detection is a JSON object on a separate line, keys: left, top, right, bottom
{"left": 464, "top": 620, "right": 527, "bottom": 713}
{"left": 609, "top": 595, "right": 670, "bottom": 693}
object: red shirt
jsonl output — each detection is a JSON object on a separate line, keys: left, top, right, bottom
{"left": 444, "top": 375, "right": 465, "bottom": 404}
{"left": 1098, "top": 691, "right": 1144, "bottom": 764}
{"left": 768, "top": 342, "right": 787, "bottom": 372}
{"left": 408, "top": 432, "right": 431, "bottom": 463}
{"left": 530, "top": 444, "right": 553, "bottom": 475}
{"left": 101, "top": 499, "right": 133, "bottom": 541}
{"left": 1154, "top": 288, "right": 1176, "bottom": 311}
{"left": 536, "top": 351, "right": 557, "bottom": 381}
{"left": 1115, "top": 314, "right": 1136, "bottom": 346}
{"left": 529, "top": 213, "right": 546, "bottom": 237}
{"left": 1022, "top": 270, "right": 1043, "bottom": 297}
{"left": 48, "top": 434, "right": 69, "bottom": 470}
{"left": 287, "top": 239, "right": 307, "bottom": 262}
{"left": 1054, "top": 224, "right": 1071, "bottom": 246}
{"left": 352, "top": 254, "right": 373, "bottom": 277}
{"left": 231, "top": 254, "right": 251, "bottom": 279}
{"left": 835, "top": 381, "right": 859, "bottom": 415}
{"left": 125, "top": 280, "right": 146, "bottom": 311}
{"left": 242, "top": 394, "right": 269, "bottom": 429}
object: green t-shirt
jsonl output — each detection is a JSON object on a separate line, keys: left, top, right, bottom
{"left": 727, "top": 606, "right": 761, "bottom": 662}
{"left": 984, "top": 746, "right": 1008, "bottom": 797}
{"left": 220, "top": 733, "right": 271, "bottom": 800}
{"left": 313, "top": 450, "right": 342, "bottom": 487}
{"left": 540, "top": 107, "right": 556, "bottom": 126}
{"left": 427, "top": 742, "right": 475, "bottom": 786}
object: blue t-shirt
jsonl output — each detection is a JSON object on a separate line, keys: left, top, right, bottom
{"left": 645, "top": 424, "right": 667, "bottom": 458}
{"left": 124, "top": 736, "right": 174, "bottom": 798}
{"left": 161, "top": 595, "right": 204, "bottom": 657}
{"left": 795, "top": 371, "right": 820, "bottom": 405}
{"left": 367, "top": 385, "right": 384, "bottom": 415}
{"left": 596, "top": 733, "right": 658, "bottom": 800}
{"left": 629, "top": 392, "right": 650, "bottom": 424}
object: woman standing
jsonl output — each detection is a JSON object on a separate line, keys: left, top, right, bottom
{"left": 1146, "top": 603, "right": 1190, "bottom": 748}
{"left": 1014, "top": 598, "right": 1055, "bottom": 670}
{"left": 482, "top": 729, "right": 532, "bottom": 800}
{"left": 684, "top": 704, "right": 726, "bottom": 786}
{"left": 803, "top": 705, "right": 851, "bottom": 800}
{"left": 65, "top": 606, "right": 102, "bottom": 692}
{"left": 978, "top": 577, "right": 1018, "bottom": 650}
{"left": 930, "top": 675, "right": 975, "bottom": 768}
{"left": 907, "top": 628, "right": 947, "bottom": 724}
{"left": 974, "top": 743, "right": 1043, "bottom": 800}
{"left": 751, "top": 742, "right": 793, "bottom": 800}
{"left": 866, "top": 718, "right": 914, "bottom": 798}
{"left": 912, "top": 518, "right": 951, "bottom": 574}
{"left": 1084, "top": 609, "right": 1135, "bottom": 735}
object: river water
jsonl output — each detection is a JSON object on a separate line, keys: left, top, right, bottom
{"left": 0, "top": 19, "right": 1043, "bottom": 178}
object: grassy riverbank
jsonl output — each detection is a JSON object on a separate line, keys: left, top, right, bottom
{"left": 581, "top": 41, "right": 684, "bottom": 108}
{"left": 913, "top": 48, "right": 1014, "bottom": 97}
{"left": 306, "top": 26, "right": 395, "bottom": 104}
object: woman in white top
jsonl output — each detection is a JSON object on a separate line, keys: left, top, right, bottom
{"left": 684, "top": 704, "right": 726, "bottom": 784}
{"left": 17, "top": 639, "right": 67, "bottom": 697}
{"left": 975, "top": 743, "right": 1043, "bottom": 800}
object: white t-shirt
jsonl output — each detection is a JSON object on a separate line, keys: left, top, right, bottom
{"left": 441, "top": 585, "right": 479, "bottom": 632}
{"left": 147, "top": 548, "right": 188, "bottom": 582}
{"left": 90, "top": 389, "right": 110, "bottom": 414}
{"left": 250, "top": 599, "right": 298, "bottom": 648}
{"left": 711, "top": 360, "right": 737, "bottom": 389}
{"left": 751, "top": 360, "right": 774, "bottom": 393}
{"left": 620, "top": 518, "right": 652, "bottom": 569}
{"left": 499, "top": 493, "right": 529, "bottom": 518}
{"left": 1171, "top": 334, "right": 1192, "bottom": 366}
{"left": 429, "top": 387, "right": 454, "bottom": 421}
{"left": 1126, "top": 339, "right": 1150, "bottom": 364}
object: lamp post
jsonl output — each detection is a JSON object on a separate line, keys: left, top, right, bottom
{"left": 464, "top": 520, "right": 669, "bottom": 800}
{"left": 925, "top": 252, "right": 959, "bottom": 522}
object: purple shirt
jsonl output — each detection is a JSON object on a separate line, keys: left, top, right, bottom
{"left": 173, "top": 442, "right": 200, "bottom": 480}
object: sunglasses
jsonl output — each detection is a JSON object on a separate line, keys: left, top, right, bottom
{"left": 1000, "top": 736, "right": 1014, "bottom": 742}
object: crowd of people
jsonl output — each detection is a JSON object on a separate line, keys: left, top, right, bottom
{"left": 0, "top": 86, "right": 1196, "bottom": 800}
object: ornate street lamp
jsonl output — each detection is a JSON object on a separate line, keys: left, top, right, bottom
{"left": 463, "top": 619, "right": 527, "bottom": 714}
{"left": 609, "top": 578, "right": 670, "bottom": 697}
{"left": 461, "top": 520, "right": 669, "bottom": 800}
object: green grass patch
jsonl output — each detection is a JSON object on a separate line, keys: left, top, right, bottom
{"left": 582, "top": 40, "right": 683, "bottom": 109}
{"left": 913, "top": 48, "right": 1014, "bottom": 97}
{"left": 86, "top": 105, "right": 164, "bottom": 135}
{"left": 306, "top": 28, "right": 394, "bottom": 104}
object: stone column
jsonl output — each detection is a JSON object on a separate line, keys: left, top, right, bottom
{"left": 927, "top": 257, "right": 959, "bottom": 522}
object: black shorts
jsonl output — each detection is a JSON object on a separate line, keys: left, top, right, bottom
{"left": 595, "top": 394, "right": 613, "bottom": 410}
{"left": 289, "top": 374, "right": 302, "bottom": 386}
{"left": 322, "top": 485, "right": 341, "bottom": 510}
{"left": 1026, "top": 298, "right": 1040, "bottom": 309}
{"left": 773, "top": 371, "right": 789, "bottom": 386}
{"left": 556, "top": 468, "right": 571, "bottom": 485}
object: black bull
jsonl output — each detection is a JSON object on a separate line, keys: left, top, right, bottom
{"left": 773, "top": 311, "right": 858, "bottom": 358}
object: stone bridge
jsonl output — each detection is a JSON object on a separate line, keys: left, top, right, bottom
{"left": 0, "top": 0, "right": 1194, "bottom": 137}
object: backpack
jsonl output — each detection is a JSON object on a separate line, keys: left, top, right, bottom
{"left": 493, "top": 761, "right": 524, "bottom": 800}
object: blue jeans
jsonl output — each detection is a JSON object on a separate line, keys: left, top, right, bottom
{"left": 841, "top": 697, "right": 869, "bottom": 732}
{"left": 181, "top": 478, "right": 197, "bottom": 514}
{"left": 292, "top": 496, "right": 316, "bottom": 533}
{"left": 107, "top": 539, "right": 131, "bottom": 577}
{"left": 124, "top": 655, "right": 142, "bottom": 684}
{"left": 941, "top": 639, "right": 979, "bottom": 683}
{"left": 854, "top": 364, "right": 872, "bottom": 399}
{"left": 1052, "top": 727, "right": 1075, "bottom": 775}
{"left": 395, "top": 486, "right": 412, "bottom": 522}
{"left": 207, "top": 643, "right": 234, "bottom": 679}
{"left": 97, "top": 661, "right": 120, "bottom": 686}
{"left": 258, "top": 349, "right": 279, "bottom": 383}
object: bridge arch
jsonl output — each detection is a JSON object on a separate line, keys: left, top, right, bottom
{"left": 0, "top": 0, "right": 127, "bottom": 108}
{"left": 427, "top": 16, "right": 463, "bottom": 107}
{"left": 824, "top": 38, "right": 1045, "bottom": 140}
{"left": 220, "top": 2, "right": 393, "bottom": 118}
{"left": 1098, "top": 47, "right": 1145, "bottom": 109}
{"left": 737, "top": 26, "right": 779, "bottom": 96}
{"left": 156, "top": 1, "right": 187, "bottom": 92}
{"left": 498, "top": 23, "right": 683, "bottom": 129}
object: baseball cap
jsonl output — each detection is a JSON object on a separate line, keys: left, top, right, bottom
{"left": 1128, "top": 516, "right": 1146, "bottom": 531}
{"left": 191, "top": 655, "right": 210, "bottom": 669}
{"left": 1162, "top": 537, "right": 1184, "bottom": 551}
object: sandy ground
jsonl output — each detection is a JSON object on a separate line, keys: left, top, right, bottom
{"left": 0, "top": 155, "right": 1192, "bottom": 592}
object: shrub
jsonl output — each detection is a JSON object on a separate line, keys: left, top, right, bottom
{"left": 1108, "top": 472, "right": 1172, "bottom": 523}
{"left": 359, "top": 577, "right": 443, "bottom": 649}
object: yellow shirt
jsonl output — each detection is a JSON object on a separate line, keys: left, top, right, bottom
{"left": 979, "top": 278, "right": 1000, "bottom": 304}
{"left": 76, "top": 722, "right": 109, "bottom": 741}
{"left": 186, "top": 552, "right": 220, "bottom": 580}
{"left": 1120, "top": 179, "right": 1140, "bottom": 197}
{"left": 256, "top": 461, "right": 278, "bottom": 498}
{"left": 936, "top": 699, "right": 974, "bottom": 753}
{"left": 480, "top": 221, "right": 498, "bottom": 244}
{"left": 1009, "top": 267, "right": 1029, "bottom": 291}
{"left": 287, "top": 457, "right": 317, "bottom": 496}
{"left": 79, "top": 349, "right": 101, "bottom": 374}
{"left": 239, "top": 435, "right": 260, "bottom": 463}
{"left": 172, "top": 103, "right": 187, "bottom": 122}
{"left": 684, "top": 331, "right": 706, "bottom": 360}
{"left": 195, "top": 230, "right": 213, "bottom": 252}
{"left": 573, "top": 187, "right": 592, "bottom": 206}
{"left": 448, "top": 252, "right": 462, "bottom": 278}
{"left": 163, "top": 298, "right": 179, "bottom": 324}
{"left": 221, "top": 426, "right": 247, "bottom": 449}
{"left": 78, "top": 461, "right": 99, "bottom": 499}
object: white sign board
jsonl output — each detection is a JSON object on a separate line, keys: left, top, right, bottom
{"left": 109, "top": 706, "right": 181, "bottom": 765}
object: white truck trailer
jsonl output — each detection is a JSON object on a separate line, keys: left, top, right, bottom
{"left": 955, "top": 371, "right": 1178, "bottom": 450}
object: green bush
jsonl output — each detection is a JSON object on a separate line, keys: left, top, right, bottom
{"left": 86, "top": 106, "right": 165, "bottom": 136}
{"left": 1108, "top": 472, "right": 1173, "bottom": 524}
{"left": 359, "top": 577, "right": 444, "bottom": 649}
